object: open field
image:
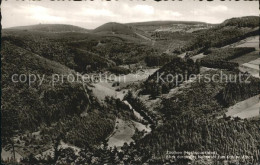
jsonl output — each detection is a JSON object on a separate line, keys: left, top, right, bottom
{"left": 132, "top": 121, "right": 151, "bottom": 133}
{"left": 113, "top": 69, "right": 158, "bottom": 82}
{"left": 1, "top": 149, "right": 23, "bottom": 163}
{"left": 235, "top": 36, "right": 259, "bottom": 50}
{"left": 234, "top": 36, "right": 259, "bottom": 78}
{"left": 91, "top": 69, "right": 158, "bottom": 101}
{"left": 228, "top": 35, "right": 259, "bottom": 65}
{"left": 222, "top": 35, "right": 259, "bottom": 49}
{"left": 91, "top": 82, "right": 118, "bottom": 101}
{"left": 177, "top": 53, "right": 186, "bottom": 58}
{"left": 107, "top": 118, "right": 151, "bottom": 148}
{"left": 191, "top": 53, "right": 206, "bottom": 61}
{"left": 107, "top": 118, "right": 135, "bottom": 147}
{"left": 230, "top": 51, "right": 259, "bottom": 65}
{"left": 226, "top": 95, "right": 260, "bottom": 119}
{"left": 178, "top": 52, "right": 206, "bottom": 61}
{"left": 239, "top": 58, "right": 260, "bottom": 78}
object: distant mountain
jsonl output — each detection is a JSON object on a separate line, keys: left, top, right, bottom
{"left": 125, "top": 21, "right": 216, "bottom": 33}
{"left": 126, "top": 20, "right": 209, "bottom": 26}
{"left": 6, "top": 24, "right": 89, "bottom": 33}
{"left": 93, "top": 22, "right": 135, "bottom": 35}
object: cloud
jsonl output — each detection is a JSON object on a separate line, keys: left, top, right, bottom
{"left": 116, "top": 4, "right": 182, "bottom": 23}
{"left": 133, "top": 5, "right": 155, "bottom": 15}
{"left": 163, "top": 11, "right": 182, "bottom": 17}
{"left": 209, "top": 5, "right": 228, "bottom": 12}
{"left": 82, "top": 8, "right": 117, "bottom": 17}
{"left": 18, "top": 5, "right": 66, "bottom": 22}
{"left": 192, "top": 5, "right": 229, "bottom": 16}
{"left": 2, "top": 1, "right": 258, "bottom": 29}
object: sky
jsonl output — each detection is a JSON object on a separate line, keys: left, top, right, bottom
{"left": 1, "top": 0, "right": 259, "bottom": 29}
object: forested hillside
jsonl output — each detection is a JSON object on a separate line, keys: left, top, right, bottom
{"left": 3, "top": 27, "right": 160, "bottom": 71}
{"left": 139, "top": 117, "right": 260, "bottom": 164}
{"left": 143, "top": 57, "right": 200, "bottom": 97}
{"left": 127, "top": 69, "right": 260, "bottom": 164}
{"left": 1, "top": 40, "right": 131, "bottom": 159}
{"left": 176, "top": 16, "right": 259, "bottom": 54}
{"left": 68, "top": 36, "right": 158, "bottom": 66}
{"left": 1, "top": 41, "right": 89, "bottom": 133}
{"left": 199, "top": 47, "right": 256, "bottom": 70}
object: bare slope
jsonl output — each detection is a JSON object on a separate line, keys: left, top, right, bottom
{"left": 6, "top": 24, "right": 89, "bottom": 33}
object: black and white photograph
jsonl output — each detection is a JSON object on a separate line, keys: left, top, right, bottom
{"left": 1, "top": 0, "right": 259, "bottom": 164}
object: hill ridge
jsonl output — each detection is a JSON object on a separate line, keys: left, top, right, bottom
{"left": 93, "top": 22, "right": 135, "bottom": 35}
{"left": 6, "top": 24, "right": 89, "bottom": 33}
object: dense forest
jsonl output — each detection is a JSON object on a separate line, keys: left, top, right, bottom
{"left": 2, "top": 31, "right": 159, "bottom": 74}
{"left": 138, "top": 117, "right": 260, "bottom": 165}
{"left": 1, "top": 41, "right": 89, "bottom": 135}
{"left": 2, "top": 35, "right": 78, "bottom": 69}
{"left": 222, "top": 16, "right": 259, "bottom": 28}
{"left": 143, "top": 57, "right": 200, "bottom": 97}
{"left": 124, "top": 91, "right": 157, "bottom": 127}
{"left": 68, "top": 36, "right": 159, "bottom": 65}
{"left": 127, "top": 69, "right": 260, "bottom": 164}
{"left": 1, "top": 40, "right": 135, "bottom": 160}
{"left": 151, "top": 31, "right": 193, "bottom": 41}
{"left": 145, "top": 53, "right": 174, "bottom": 67}
{"left": 200, "top": 60, "right": 239, "bottom": 70}
{"left": 19, "top": 118, "right": 260, "bottom": 165}
{"left": 199, "top": 47, "right": 256, "bottom": 70}
{"left": 219, "top": 78, "right": 260, "bottom": 106}
{"left": 203, "top": 47, "right": 256, "bottom": 61}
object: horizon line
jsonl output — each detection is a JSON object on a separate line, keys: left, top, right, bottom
{"left": 3, "top": 15, "right": 257, "bottom": 30}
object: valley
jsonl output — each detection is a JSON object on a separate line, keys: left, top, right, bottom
{"left": 1, "top": 16, "right": 260, "bottom": 164}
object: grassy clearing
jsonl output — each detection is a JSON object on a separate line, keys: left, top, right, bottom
{"left": 107, "top": 118, "right": 135, "bottom": 147}
{"left": 235, "top": 35, "right": 259, "bottom": 50}
{"left": 1, "top": 149, "right": 23, "bottom": 163}
{"left": 239, "top": 65, "right": 259, "bottom": 78}
{"left": 90, "top": 69, "right": 158, "bottom": 101}
{"left": 239, "top": 58, "right": 260, "bottom": 78}
{"left": 107, "top": 118, "right": 151, "bottom": 148}
{"left": 226, "top": 95, "right": 260, "bottom": 119}
{"left": 190, "top": 53, "right": 206, "bottom": 61}
{"left": 222, "top": 35, "right": 259, "bottom": 48}
{"left": 230, "top": 51, "right": 259, "bottom": 65}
